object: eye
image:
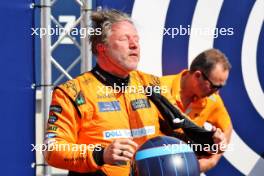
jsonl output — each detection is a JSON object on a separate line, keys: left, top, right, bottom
{"left": 119, "top": 36, "right": 128, "bottom": 41}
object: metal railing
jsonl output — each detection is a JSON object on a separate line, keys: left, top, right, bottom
{"left": 37, "top": 0, "right": 93, "bottom": 175}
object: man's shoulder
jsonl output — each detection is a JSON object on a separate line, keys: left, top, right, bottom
{"left": 160, "top": 74, "right": 177, "bottom": 84}
{"left": 160, "top": 69, "right": 186, "bottom": 85}
{"left": 131, "top": 70, "right": 161, "bottom": 86}
{"left": 131, "top": 70, "right": 158, "bottom": 78}
{"left": 57, "top": 78, "right": 79, "bottom": 97}
{"left": 56, "top": 72, "right": 94, "bottom": 99}
{"left": 206, "top": 93, "right": 225, "bottom": 107}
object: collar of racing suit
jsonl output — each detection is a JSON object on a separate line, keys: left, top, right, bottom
{"left": 91, "top": 64, "right": 130, "bottom": 88}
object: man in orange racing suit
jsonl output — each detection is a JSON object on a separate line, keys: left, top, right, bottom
{"left": 160, "top": 49, "right": 233, "bottom": 172}
{"left": 44, "top": 10, "right": 227, "bottom": 176}
{"left": 44, "top": 9, "right": 165, "bottom": 176}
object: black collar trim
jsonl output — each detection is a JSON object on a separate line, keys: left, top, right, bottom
{"left": 91, "top": 65, "right": 130, "bottom": 88}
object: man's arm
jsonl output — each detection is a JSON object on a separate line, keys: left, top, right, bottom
{"left": 44, "top": 88, "right": 101, "bottom": 173}
{"left": 199, "top": 154, "right": 221, "bottom": 172}
{"left": 199, "top": 123, "right": 233, "bottom": 172}
{"left": 44, "top": 88, "right": 139, "bottom": 172}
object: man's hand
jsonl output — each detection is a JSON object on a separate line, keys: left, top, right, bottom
{"left": 212, "top": 128, "right": 227, "bottom": 153}
{"left": 198, "top": 154, "right": 220, "bottom": 172}
{"left": 103, "top": 138, "right": 138, "bottom": 165}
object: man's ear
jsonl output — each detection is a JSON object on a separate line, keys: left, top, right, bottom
{"left": 194, "top": 70, "right": 202, "bottom": 79}
{"left": 96, "top": 43, "right": 105, "bottom": 54}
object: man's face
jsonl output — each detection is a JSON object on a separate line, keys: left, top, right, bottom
{"left": 194, "top": 64, "right": 229, "bottom": 98}
{"left": 101, "top": 21, "right": 140, "bottom": 74}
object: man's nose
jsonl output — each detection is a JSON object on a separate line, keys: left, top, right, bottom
{"left": 129, "top": 38, "right": 138, "bottom": 49}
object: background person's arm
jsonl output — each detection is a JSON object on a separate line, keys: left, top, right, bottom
{"left": 199, "top": 123, "right": 233, "bottom": 172}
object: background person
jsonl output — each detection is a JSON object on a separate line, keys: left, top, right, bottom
{"left": 160, "top": 48, "right": 233, "bottom": 172}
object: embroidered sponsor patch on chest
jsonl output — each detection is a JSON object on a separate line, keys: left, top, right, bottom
{"left": 103, "top": 126, "right": 155, "bottom": 139}
{"left": 98, "top": 101, "right": 121, "bottom": 112}
{"left": 131, "top": 99, "right": 150, "bottom": 110}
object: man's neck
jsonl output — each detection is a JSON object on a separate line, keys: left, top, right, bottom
{"left": 103, "top": 68, "right": 129, "bottom": 78}
{"left": 92, "top": 65, "right": 130, "bottom": 88}
{"left": 97, "top": 60, "right": 129, "bottom": 78}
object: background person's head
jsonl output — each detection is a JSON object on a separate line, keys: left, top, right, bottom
{"left": 189, "top": 48, "right": 231, "bottom": 98}
{"left": 89, "top": 9, "right": 140, "bottom": 77}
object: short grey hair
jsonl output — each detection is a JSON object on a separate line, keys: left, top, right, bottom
{"left": 89, "top": 9, "right": 133, "bottom": 55}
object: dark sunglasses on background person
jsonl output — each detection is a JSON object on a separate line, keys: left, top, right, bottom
{"left": 200, "top": 71, "right": 224, "bottom": 90}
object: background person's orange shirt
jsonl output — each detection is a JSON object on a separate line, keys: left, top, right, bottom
{"left": 160, "top": 70, "right": 232, "bottom": 131}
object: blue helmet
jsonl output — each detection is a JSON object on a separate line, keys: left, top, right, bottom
{"left": 131, "top": 136, "right": 200, "bottom": 176}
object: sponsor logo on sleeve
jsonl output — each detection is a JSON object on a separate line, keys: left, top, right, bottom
{"left": 48, "top": 115, "right": 58, "bottom": 124}
{"left": 75, "top": 91, "right": 86, "bottom": 106}
{"left": 47, "top": 125, "right": 58, "bottom": 131}
{"left": 62, "top": 80, "right": 78, "bottom": 97}
{"left": 50, "top": 105, "right": 62, "bottom": 113}
{"left": 45, "top": 132, "right": 57, "bottom": 139}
